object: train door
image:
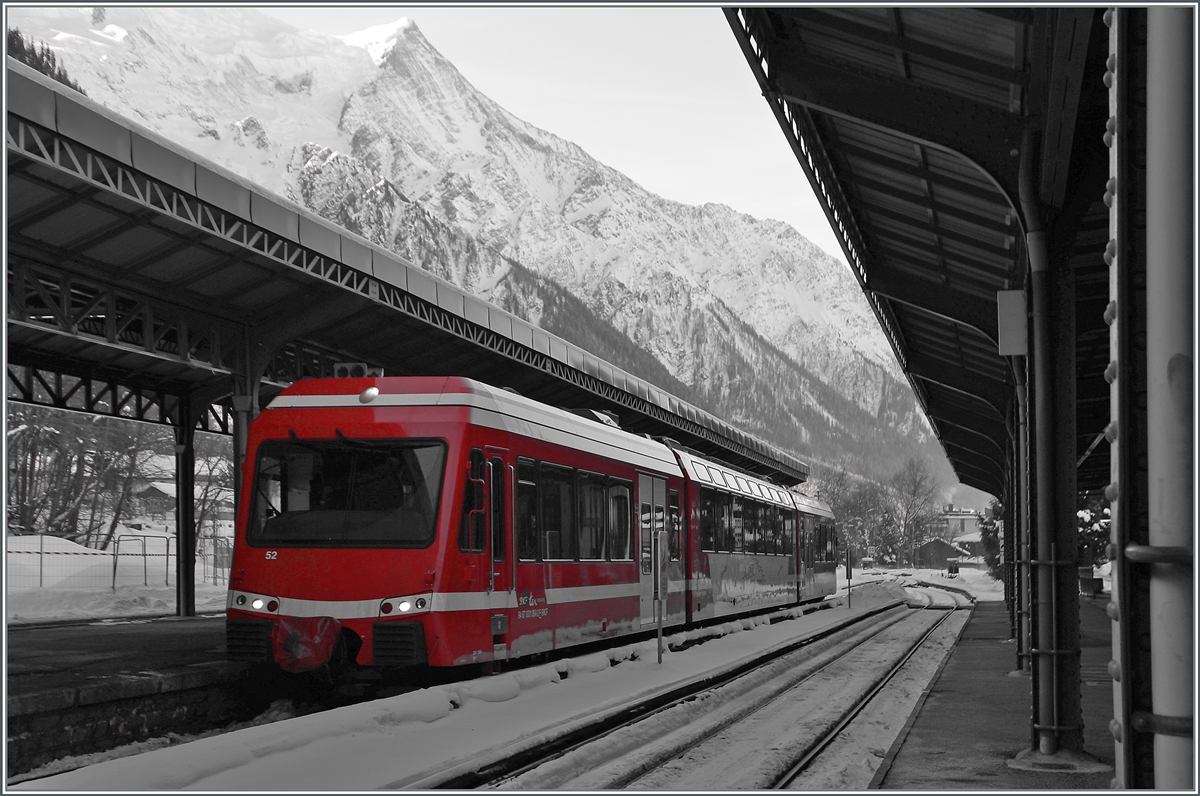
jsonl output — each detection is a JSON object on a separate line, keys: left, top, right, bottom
{"left": 667, "top": 488, "right": 683, "bottom": 622}
{"left": 485, "top": 448, "right": 512, "bottom": 660}
{"left": 485, "top": 449, "right": 512, "bottom": 596}
{"left": 638, "top": 473, "right": 666, "bottom": 626}
{"left": 801, "top": 514, "right": 816, "bottom": 597}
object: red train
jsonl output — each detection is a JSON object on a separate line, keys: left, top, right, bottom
{"left": 226, "top": 376, "right": 837, "bottom": 673}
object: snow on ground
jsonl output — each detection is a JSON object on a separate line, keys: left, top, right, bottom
{"left": 841, "top": 565, "right": 1005, "bottom": 602}
{"left": 6, "top": 532, "right": 229, "bottom": 623}
{"left": 5, "top": 585, "right": 228, "bottom": 624}
{"left": 11, "top": 571, "right": 1003, "bottom": 791}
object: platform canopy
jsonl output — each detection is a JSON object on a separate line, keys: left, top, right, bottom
{"left": 728, "top": 7, "right": 1112, "bottom": 497}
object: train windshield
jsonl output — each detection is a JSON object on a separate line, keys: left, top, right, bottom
{"left": 248, "top": 438, "right": 445, "bottom": 547}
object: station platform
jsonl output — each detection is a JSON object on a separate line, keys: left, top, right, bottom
{"left": 6, "top": 614, "right": 239, "bottom": 713}
{"left": 5, "top": 614, "right": 262, "bottom": 776}
{"left": 875, "top": 596, "right": 1116, "bottom": 789}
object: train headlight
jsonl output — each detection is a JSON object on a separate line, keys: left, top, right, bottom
{"left": 379, "top": 593, "right": 431, "bottom": 617}
{"left": 236, "top": 595, "right": 246, "bottom": 606}
{"left": 251, "top": 598, "right": 264, "bottom": 610}
{"left": 266, "top": 600, "right": 278, "bottom": 612}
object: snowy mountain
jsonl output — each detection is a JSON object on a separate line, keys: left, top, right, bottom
{"left": 7, "top": 6, "right": 948, "bottom": 481}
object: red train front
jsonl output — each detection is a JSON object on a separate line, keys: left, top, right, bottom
{"left": 226, "top": 375, "right": 837, "bottom": 674}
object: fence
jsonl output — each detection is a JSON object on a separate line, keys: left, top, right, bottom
{"left": 5, "top": 533, "right": 232, "bottom": 591}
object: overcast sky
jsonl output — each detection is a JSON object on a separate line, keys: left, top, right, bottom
{"left": 254, "top": 5, "right": 845, "bottom": 261}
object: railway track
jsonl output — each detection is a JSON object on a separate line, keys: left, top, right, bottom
{"left": 423, "top": 592, "right": 967, "bottom": 790}
{"left": 773, "top": 600, "right": 964, "bottom": 789}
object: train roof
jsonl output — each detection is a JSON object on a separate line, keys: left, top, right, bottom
{"left": 267, "top": 376, "right": 684, "bottom": 477}
{"left": 670, "top": 448, "right": 797, "bottom": 510}
{"left": 789, "top": 491, "right": 835, "bottom": 519}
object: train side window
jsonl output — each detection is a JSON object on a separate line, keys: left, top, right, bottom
{"left": 667, "top": 489, "right": 680, "bottom": 561}
{"left": 763, "top": 503, "right": 774, "bottom": 554}
{"left": 458, "top": 448, "right": 486, "bottom": 553}
{"left": 782, "top": 510, "right": 795, "bottom": 556}
{"left": 541, "top": 463, "right": 576, "bottom": 561}
{"left": 699, "top": 488, "right": 716, "bottom": 552}
{"left": 767, "top": 503, "right": 777, "bottom": 554}
{"left": 640, "top": 493, "right": 653, "bottom": 574}
{"left": 715, "top": 491, "right": 731, "bottom": 552}
{"left": 578, "top": 471, "right": 606, "bottom": 561}
{"left": 754, "top": 501, "right": 768, "bottom": 554}
{"left": 761, "top": 504, "right": 773, "bottom": 555}
{"left": 742, "top": 499, "right": 756, "bottom": 554}
{"left": 490, "top": 457, "right": 505, "bottom": 563}
{"left": 802, "top": 514, "right": 815, "bottom": 564}
{"left": 778, "top": 507, "right": 787, "bottom": 554}
{"left": 517, "top": 458, "right": 538, "bottom": 561}
{"left": 607, "top": 479, "right": 632, "bottom": 560}
{"left": 761, "top": 501, "right": 773, "bottom": 554}
{"left": 730, "top": 497, "right": 744, "bottom": 554}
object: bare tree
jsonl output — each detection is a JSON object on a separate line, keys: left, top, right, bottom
{"left": 889, "top": 456, "right": 943, "bottom": 567}
{"left": 193, "top": 432, "right": 234, "bottom": 543}
{"left": 6, "top": 406, "right": 173, "bottom": 547}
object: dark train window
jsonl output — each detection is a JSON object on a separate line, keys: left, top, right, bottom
{"left": 762, "top": 503, "right": 773, "bottom": 554}
{"left": 801, "top": 514, "right": 815, "bottom": 564}
{"left": 768, "top": 506, "right": 781, "bottom": 555}
{"left": 640, "top": 492, "right": 653, "bottom": 574}
{"left": 607, "top": 479, "right": 632, "bottom": 560}
{"left": 730, "top": 496, "right": 744, "bottom": 554}
{"left": 668, "top": 490, "right": 680, "bottom": 561}
{"left": 699, "top": 488, "right": 717, "bottom": 552}
{"left": 715, "top": 491, "right": 734, "bottom": 552}
{"left": 249, "top": 438, "right": 444, "bottom": 548}
{"left": 459, "top": 448, "right": 487, "bottom": 553}
{"left": 540, "top": 464, "right": 576, "bottom": 560}
{"left": 578, "top": 471, "right": 607, "bottom": 561}
{"left": 782, "top": 510, "right": 795, "bottom": 555}
{"left": 743, "top": 499, "right": 760, "bottom": 554}
{"left": 490, "top": 457, "right": 505, "bottom": 563}
{"left": 517, "top": 458, "right": 538, "bottom": 561}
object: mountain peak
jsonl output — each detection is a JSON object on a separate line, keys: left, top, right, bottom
{"left": 337, "top": 17, "right": 416, "bottom": 66}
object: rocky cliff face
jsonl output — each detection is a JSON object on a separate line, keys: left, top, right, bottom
{"left": 9, "top": 6, "right": 949, "bottom": 481}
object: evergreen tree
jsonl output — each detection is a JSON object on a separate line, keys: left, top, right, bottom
{"left": 6, "top": 28, "right": 87, "bottom": 95}
{"left": 980, "top": 498, "right": 1003, "bottom": 578}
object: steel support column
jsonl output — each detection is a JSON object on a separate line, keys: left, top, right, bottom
{"left": 1144, "top": 8, "right": 1194, "bottom": 788}
{"left": 1015, "top": 357, "right": 1032, "bottom": 670}
{"left": 1027, "top": 222, "right": 1058, "bottom": 755}
{"left": 174, "top": 398, "right": 197, "bottom": 617}
{"left": 1021, "top": 131, "right": 1083, "bottom": 757}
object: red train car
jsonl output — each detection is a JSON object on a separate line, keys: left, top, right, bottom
{"left": 226, "top": 376, "right": 836, "bottom": 673}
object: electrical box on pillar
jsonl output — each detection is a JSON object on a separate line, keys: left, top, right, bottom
{"left": 997, "top": 290, "right": 1028, "bottom": 356}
